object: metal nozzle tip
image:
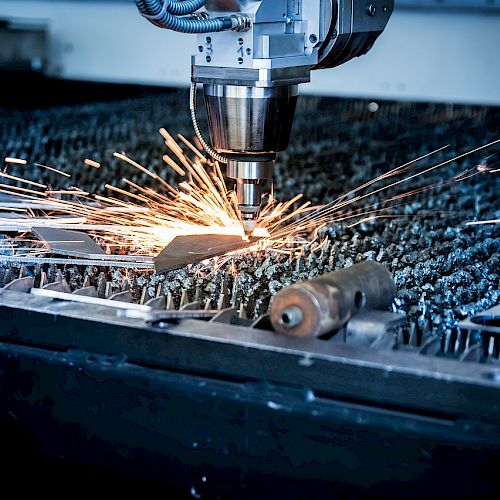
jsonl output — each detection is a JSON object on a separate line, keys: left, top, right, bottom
{"left": 242, "top": 219, "right": 257, "bottom": 235}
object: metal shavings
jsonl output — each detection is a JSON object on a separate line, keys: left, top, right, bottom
{"left": 0, "top": 89, "right": 498, "bottom": 334}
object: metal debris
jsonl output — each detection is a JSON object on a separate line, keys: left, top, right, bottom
{"left": 0, "top": 90, "right": 498, "bottom": 338}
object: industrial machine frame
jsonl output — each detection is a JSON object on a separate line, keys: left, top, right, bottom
{"left": 1, "top": 288, "right": 499, "bottom": 495}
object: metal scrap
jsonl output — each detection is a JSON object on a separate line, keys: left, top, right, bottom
{"left": 30, "top": 287, "right": 152, "bottom": 312}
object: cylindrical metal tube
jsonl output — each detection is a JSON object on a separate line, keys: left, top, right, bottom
{"left": 227, "top": 160, "right": 273, "bottom": 180}
{"left": 270, "top": 262, "right": 396, "bottom": 338}
{"left": 236, "top": 179, "right": 260, "bottom": 206}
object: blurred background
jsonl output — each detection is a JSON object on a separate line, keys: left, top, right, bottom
{"left": 0, "top": 0, "right": 499, "bottom": 105}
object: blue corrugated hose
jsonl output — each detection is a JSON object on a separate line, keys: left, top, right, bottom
{"left": 135, "top": 0, "right": 234, "bottom": 33}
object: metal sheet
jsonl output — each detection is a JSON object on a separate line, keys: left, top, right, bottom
{"left": 0, "top": 255, "right": 155, "bottom": 269}
{"left": 30, "top": 287, "right": 151, "bottom": 313}
{"left": 32, "top": 226, "right": 105, "bottom": 257}
{"left": 154, "top": 233, "right": 259, "bottom": 273}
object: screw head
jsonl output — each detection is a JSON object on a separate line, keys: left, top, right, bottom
{"left": 367, "top": 3, "right": 376, "bottom": 15}
{"left": 309, "top": 34, "right": 318, "bottom": 44}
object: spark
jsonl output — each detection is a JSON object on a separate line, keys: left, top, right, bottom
{"left": 0, "top": 172, "right": 46, "bottom": 189}
{"left": 4, "top": 157, "right": 27, "bottom": 165}
{"left": 466, "top": 220, "right": 499, "bottom": 226}
{"left": 262, "top": 139, "right": 500, "bottom": 248}
{"left": 0, "top": 133, "right": 498, "bottom": 263}
{"left": 0, "top": 133, "right": 272, "bottom": 256}
{"left": 84, "top": 159, "right": 101, "bottom": 169}
{"left": 35, "top": 163, "right": 72, "bottom": 178}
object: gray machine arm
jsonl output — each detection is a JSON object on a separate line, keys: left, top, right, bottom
{"left": 136, "top": 1, "right": 394, "bottom": 232}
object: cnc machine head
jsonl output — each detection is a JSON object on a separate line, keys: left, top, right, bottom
{"left": 135, "top": 0, "right": 394, "bottom": 233}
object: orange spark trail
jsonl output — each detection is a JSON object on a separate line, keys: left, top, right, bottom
{"left": 0, "top": 136, "right": 498, "bottom": 261}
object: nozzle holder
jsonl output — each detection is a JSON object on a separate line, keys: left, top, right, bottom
{"left": 227, "top": 159, "right": 273, "bottom": 181}
{"left": 203, "top": 84, "right": 298, "bottom": 154}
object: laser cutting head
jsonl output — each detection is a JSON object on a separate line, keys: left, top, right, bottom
{"left": 135, "top": 0, "right": 394, "bottom": 234}
{"left": 203, "top": 83, "right": 298, "bottom": 231}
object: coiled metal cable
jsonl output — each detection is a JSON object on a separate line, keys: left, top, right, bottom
{"left": 189, "top": 82, "right": 227, "bottom": 164}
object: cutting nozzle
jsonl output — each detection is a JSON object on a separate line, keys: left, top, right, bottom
{"left": 227, "top": 160, "right": 272, "bottom": 235}
{"left": 202, "top": 84, "right": 299, "bottom": 235}
{"left": 236, "top": 178, "right": 262, "bottom": 235}
{"left": 242, "top": 218, "right": 257, "bottom": 236}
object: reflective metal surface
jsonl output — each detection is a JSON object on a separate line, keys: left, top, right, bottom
{"left": 227, "top": 160, "right": 274, "bottom": 231}
{"left": 226, "top": 159, "right": 273, "bottom": 179}
{"left": 203, "top": 84, "right": 298, "bottom": 154}
{"left": 314, "top": 0, "right": 394, "bottom": 70}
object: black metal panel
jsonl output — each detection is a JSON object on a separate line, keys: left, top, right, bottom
{"left": 1, "top": 341, "right": 500, "bottom": 497}
{"left": 1, "top": 290, "right": 500, "bottom": 422}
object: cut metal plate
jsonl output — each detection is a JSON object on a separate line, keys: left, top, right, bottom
{"left": 459, "top": 305, "right": 500, "bottom": 336}
{"left": 32, "top": 226, "right": 105, "bottom": 257}
{"left": 0, "top": 255, "right": 155, "bottom": 269}
{"left": 30, "top": 287, "right": 151, "bottom": 312}
{"left": 154, "top": 233, "right": 260, "bottom": 273}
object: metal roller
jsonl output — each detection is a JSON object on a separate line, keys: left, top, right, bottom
{"left": 270, "top": 261, "right": 396, "bottom": 338}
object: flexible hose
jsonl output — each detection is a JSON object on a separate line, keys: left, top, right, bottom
{"left": 141, "top": 0, "right": 205, "bottom": 16}
{"left": 168, "top": 0, "right": 206, "bottom": 16}
{"left": 135, "top": 0, "right": 234, "bottom": 34}
{"left": 190, "top": 82, "right": 228, "bottom": 164}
